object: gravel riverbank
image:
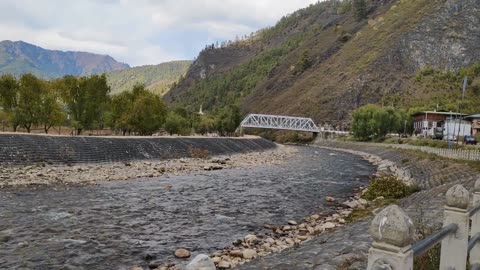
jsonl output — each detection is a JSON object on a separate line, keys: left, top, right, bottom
{"left": 0, "top": 144, "right": 294, "bottom": 188}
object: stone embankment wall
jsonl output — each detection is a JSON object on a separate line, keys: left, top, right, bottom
{"left": 0, "top": 134, "right": 276, "bottom": 165}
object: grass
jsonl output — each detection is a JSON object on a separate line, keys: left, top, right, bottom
{"left": 346, "top": 175, "right": 420, "bottom": 223}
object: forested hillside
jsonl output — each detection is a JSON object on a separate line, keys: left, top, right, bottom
{"left": 106, "top": 60, "right": 192, "bottom": 95}
{"left": 165, "top": 0, "right": 480, "bottom": 126}
{"left": 0, "top": 40, "right": 129, "bottom": 79}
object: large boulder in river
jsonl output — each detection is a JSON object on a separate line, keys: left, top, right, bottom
{"left": 186, "top": 254, "right": 216, "bottom": 270}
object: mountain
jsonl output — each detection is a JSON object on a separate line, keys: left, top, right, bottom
{"left": 165, "top": 0, "right": 480, "bottom": 125}
{"left": 106, "top": 60, "right": 192, "bottom": 95}
{"left": 0, "top": 40, "right": 129, "bottom": 79}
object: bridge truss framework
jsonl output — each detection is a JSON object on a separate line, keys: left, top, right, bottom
{"left": 240, "top": 114, "right": 319, "bottom": 133}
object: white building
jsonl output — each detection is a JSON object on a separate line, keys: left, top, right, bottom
{"left": 443, "top": 118, "right": 472, "bottom": 139}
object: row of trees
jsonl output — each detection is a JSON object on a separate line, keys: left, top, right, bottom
{"left": 351, "top": 104, "right": 413, "bottom": 140}
{"left": 0, "top": 73, "right": 243, "bottom": 136}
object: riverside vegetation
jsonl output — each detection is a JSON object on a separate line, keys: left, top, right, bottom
{"left": 0, "top": 73, "right": 242, "bottom": 136}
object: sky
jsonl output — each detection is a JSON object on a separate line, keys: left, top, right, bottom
{"left": 0, "top": 0, "right": 318, "bottom": 67}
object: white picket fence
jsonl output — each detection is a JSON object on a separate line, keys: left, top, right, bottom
{"left": 355, "top": 142, "right": 480, "bottom": 161}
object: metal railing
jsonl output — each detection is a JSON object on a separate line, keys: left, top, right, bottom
{"left": 367, "top": 179, "right": 480, "bottom": 270}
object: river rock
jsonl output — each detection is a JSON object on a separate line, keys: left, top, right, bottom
{"left": 325, "top": 196, "right": 336, "bottom": 202}
{"left": 174, "top": 248, "right": 191, "bottom": 258}
{"left": 242, "top": 249, "right": 257, "bottom": 259}
{"left": 131, "top": 267, "right": 143, "bottom": 270}
{"left": 218, "top": 260, "right": 231, "bottom": 269}
{"left": 244, "top": 234, "right": 257, "bottom": 244}
{"left": 323, "top": 222, "right": 336, "bottom": 230}
{"left": 265, "top": 237, "right": 275, "bottom": 244}
{"left": 229, "top": 250, "right": 243, "bottom": 257}
{"left": 186, "top": 254, "right": 216, "bottom": 270}
{"left": 342, "top": 200, "right": 360, "bottom": 208}
{"left": 285, "top": 238, "right": 295, "bottom": 245}
{"left": 287, "top": 220, "right": 297, "bottom": 225}
{"left": 358, "top": 198, "right": 368, "bottom": 205}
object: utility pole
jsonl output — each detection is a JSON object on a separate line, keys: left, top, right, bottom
{"left": 456, "top": 76, "right": 468, "bottom": 145}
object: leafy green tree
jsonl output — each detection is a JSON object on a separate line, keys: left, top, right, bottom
{"left": 164, "top": 112, "right": 190, "bottom": 136}
{"left": 40, "top": 84, "right": 66, "bottom": 134}
{"left": 128, "top": 89, "right": 168, "bottom": 135}
{"left": 0, "top": 75, "right": 19, "bottom": 111}
{"left": 195, "top": 115, "right": 216, "bottom": 135}
{"left": 59, "top": 74, "right": 111, "bottom": 135}
{"left": 0, "top": 75, "right": 19, "bottom": 131}
{"left": 108, "top": 84, "right": 168, "bottom": 136}
{"left": 16, "top": 74, "right": 44, "bottom": 133}
{"left": 352, "top": 104, "right": 400, "bottom": 140}
{"left": 353, "top": 0, "right": 367, "bottom": 21}
{"left": 215, "top": 106, "right": 242, "bottom": 136}
{"left": 109, "top": 91, "right": 134, "bottom": 135}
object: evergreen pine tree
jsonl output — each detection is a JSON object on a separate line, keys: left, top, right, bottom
{"left": 353, "top": 0, "right": 367, "bottom": 21}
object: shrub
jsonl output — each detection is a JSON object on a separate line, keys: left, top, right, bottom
{"left": 363, "top": 175, "right": 420, "bottom": 201}
{"left": 188, "top": 146, "right": 210, "bottom": 159}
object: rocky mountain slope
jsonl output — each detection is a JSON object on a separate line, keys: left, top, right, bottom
{"left": 165, "top": 0, "right": 480, "bottom": 126}
{"left": 0, "top": 40, "right": 129, "bottom": 78}
{"left": 106, "top": 60, "right": 192, "bottom": 95}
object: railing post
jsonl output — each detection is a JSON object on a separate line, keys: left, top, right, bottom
{"left": 440, "top": 184, "right": 470, "bottom": 270}
{"left": 368, "top": 205, "right": 415, "bottom": 270}
{"left": 471, "top": 179, "right": 480, "bottom": 266}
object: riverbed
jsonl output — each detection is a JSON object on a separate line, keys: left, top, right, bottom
{"left": 0, "top": 146, "right": 375, "bottom": 269}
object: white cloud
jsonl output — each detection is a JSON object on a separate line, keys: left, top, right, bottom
{"left": 0, "top": 0, "right": 319, "bottom": 66}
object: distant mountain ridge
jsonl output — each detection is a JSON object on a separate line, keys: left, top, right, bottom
{"left": 106, "top": 60, "right": 192, "bottom": 96}
{"left": 0, "top": 40, "right": 129, "bottom": 78}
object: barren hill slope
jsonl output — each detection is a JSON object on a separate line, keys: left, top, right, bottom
{"left": 165, "top": 0, "right": 480, "bottom": 126}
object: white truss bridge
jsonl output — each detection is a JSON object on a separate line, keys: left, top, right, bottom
{"left": 240, "top": 114, "right": 319, "bottom": 133}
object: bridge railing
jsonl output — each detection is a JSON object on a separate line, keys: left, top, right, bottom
{"left": 240, "top": 114, "right": 319, "bottom": 133}
{"left": 367, "top": 179, "right": 480, "bottom": 270}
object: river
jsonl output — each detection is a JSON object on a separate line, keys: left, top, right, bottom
{"left": 0, "top": 146, "right": 375, "bottom": 269}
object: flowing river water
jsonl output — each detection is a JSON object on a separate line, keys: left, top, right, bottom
{"left": 0, "top": 146, "right": 375, "bottom": 270}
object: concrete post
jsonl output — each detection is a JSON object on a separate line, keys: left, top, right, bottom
{"left": 470, "top": 179, "right": 480, "bottom": 266}
{"left": 440, "top": 184, "right": 470, "bottom": 270}
{"left": 367, "top": 205, "right": 415, "bottom": 270}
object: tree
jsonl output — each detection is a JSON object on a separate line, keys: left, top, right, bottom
{"left": 164, "top": 112, "right": 190, "bottom": 136}
{"left": 195, "top": 115, "right": 216, "bottom": 135}
{"left": 215, "top": 106, "right": 242, "bottom": 136}
{"left": 0, "top": 75, "right": 19, "bottom": 131}
{"left": 298, "top": 50, "right": 312, "bottom": 73}
{"left": 16, "top": 74, "right": 44, "bottom": 133}
{"left": 109, "top": 91, "right": 134, "bottom": 135}
{"left": 128, "top": 89, "right": 168, "bottom": 135}
{"left": 39, "top": 84, "right": 66, "bottom": 134}
{"left": 351, "top": 104, "right": 400, "bottom": 140}
{"left": 353, "top": 0, "right": 367, "bottom": 21}
{"left": 59, "top": 74, "right": 111, "bottom": 135}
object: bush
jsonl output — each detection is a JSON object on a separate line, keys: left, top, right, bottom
{"left": 188, "top": 146, "right": 210, "bottom": 159}
{"left": 351, "top": 104, "right": 401, "bottom": 141}
{"left": 164, "top": 112, "right": 191, "bottom": 136}
{"left": 363, "top": 175, "right": 420, "bottom": 201}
